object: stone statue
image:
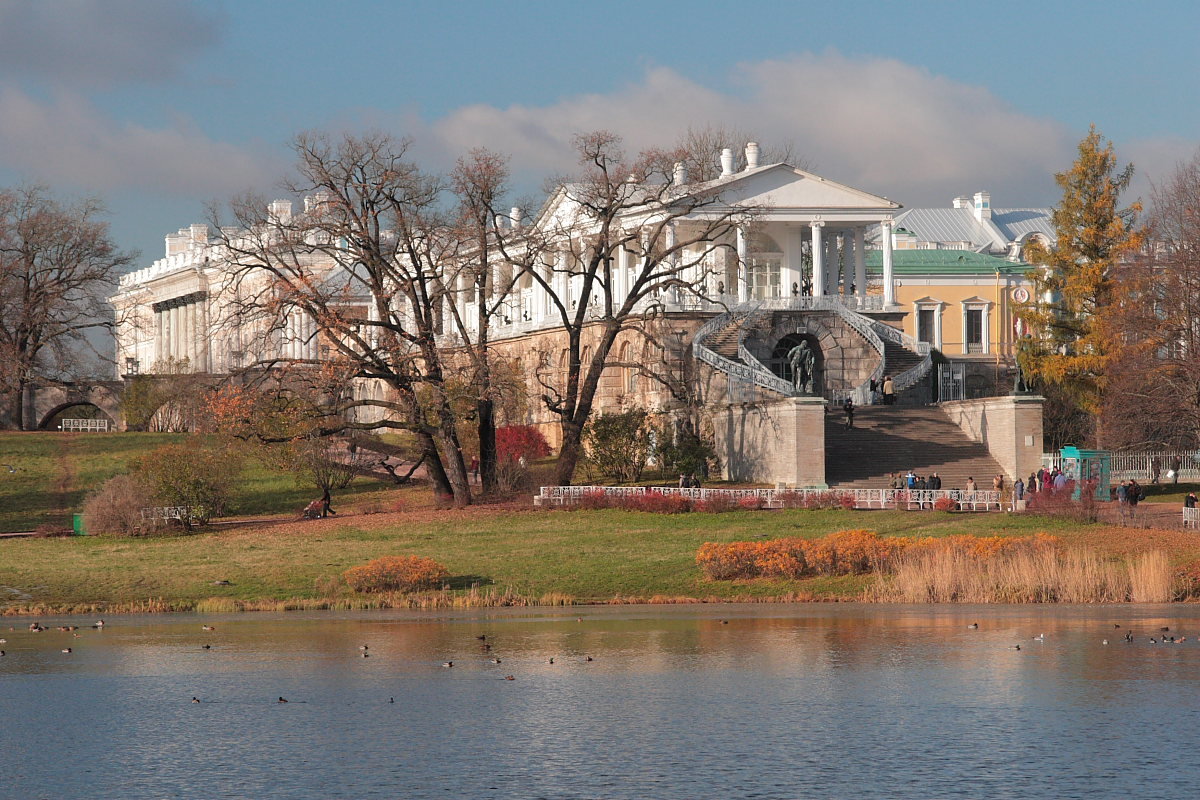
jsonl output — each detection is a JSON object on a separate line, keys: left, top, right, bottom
{"left": 1013, "top": 335, "right": 1032, "bottom": 394}
{"left": 787, "top": 340, "right": 817, "bottom": 395}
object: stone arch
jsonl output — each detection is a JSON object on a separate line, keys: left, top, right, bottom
{"left": 769, "top": 333, "right": 825, "bottom": 393}
{"left": 39, "top": 402, "right": 116, "bottom": 430}
{"left": 30, "top": 382, "right": 125, "bottom": 431}
{"left": 742, "top": 311, "right": 881, "bottom": 400}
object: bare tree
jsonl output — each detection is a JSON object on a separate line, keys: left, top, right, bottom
{"left": 210, "top": 132, "right": 476, "bottom": 505}
{"left": 1102, "top": 150, "right": 1200, "bottom": 449}
{"left": 513, "top": 132, "right": 756, "bottom": 484}
{"left": 675, "top": 124, "right": 809, "bottom": 183}
{"left": 0, "top": 185, "right": 134, "bottom": 428}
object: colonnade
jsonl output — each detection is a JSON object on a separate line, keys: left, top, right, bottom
{"left": 451, "top": 217, "right": 899, "bottom": 332}
{"left": 152, "top": 292, "right": 209, "bottom": 371}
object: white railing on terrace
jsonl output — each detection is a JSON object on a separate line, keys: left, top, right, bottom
{"left": 1042, "top": 451, "right": 1200, "bottom": 482}
{"left": 534, "top": 485, "right": 1004, "bottom": 512}
{"left": 1184, "top": 507, "right": 1199, "bottom": 530}
{"left": 140, "top": 506, "right": 195, "bottom": 523}
{"left": 59, "top": 418, "right": 110, "bottom": 432}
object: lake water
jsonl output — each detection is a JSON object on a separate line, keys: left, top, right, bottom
{"left": 3, "top": 604, "right": 1200, "bottom": 799}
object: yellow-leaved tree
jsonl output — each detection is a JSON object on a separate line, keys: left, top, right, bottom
{"left": 1015, "top": 125, "right": 1144, "bottom": 446}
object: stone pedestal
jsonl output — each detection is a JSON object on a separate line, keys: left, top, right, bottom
{"left": 939, "top": 395, "right": 1045, "bottom": 482}
{"left": 713, "top": 396, "right": 826, "bottom": 488}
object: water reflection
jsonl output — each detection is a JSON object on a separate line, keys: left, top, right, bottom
{"left": 3, "top": 605, "right": 1200, "bottom": 798}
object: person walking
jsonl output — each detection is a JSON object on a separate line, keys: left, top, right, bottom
{"left": 1172, "top": 456, "right": 1183, "bottom": 485}
{"left": 843, "top": 397, "right": 855, "bottom": 430}
{"left": 1116, "top": 481, "right": 1129, "bottom": 525}
{"left": 1028, "top": 471, "right": 1039, "bottom": 495}
{"left": 469, "top": 456, "right": 480, "bottom": 484}
{"left": 929, "top": 472, "right": 942, "bottom": 490}
{"left": 1127, "top": 479, "right": 1143, "bottom": 523}
{"left": 882, "top": 375, "right": 895, "bottom": 406}
{"left": 1185, "top": 491, "right": 1197, "bottom": 509}
{"left": 1014, "top": 477, "right": 1025, "bottom": 501}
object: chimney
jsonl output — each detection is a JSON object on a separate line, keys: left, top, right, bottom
{"left": 510, "top": 206, "right": 522, "bottom": 230}
{"left": 673, "top": 161, "right": 688, "bottom": 186}
{"left": 972, "top": 190, "right": 991, "bottom": 221}
{"left": 268, "top": 199, "right": 293, "bottom": 222}
{"left": 744, "top": 142, "right": 760, "bottom": 171}
{"left": 189, "top": 223, "right": 209, "bottom": 246}
{"left": 953, "top": 195, "right": 971, "bottom": 209}
{"left": 719, "top": 148, "right": 735, "bottom": 178}
{"left": 165, "top": 231, "right": 187, "bottom": 257}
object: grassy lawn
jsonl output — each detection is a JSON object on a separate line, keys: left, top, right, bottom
{"left": 0, "top": 502, "right": 1130, "bottom": 614}
{"left": 0, "top": 431, "right": 395, "bottom": 532}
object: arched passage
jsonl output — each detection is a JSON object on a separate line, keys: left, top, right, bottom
{"left": 39, "top": 403, "right": 116, "bottom": 431}
{"left": 770, "top": 333, "right": 824, "bottom": 394}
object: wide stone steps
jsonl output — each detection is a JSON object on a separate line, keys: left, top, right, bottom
{"left": 706, "top": 319, "right": 744, "bottom": 362}
{"left": 825, "top": 405, "right": 1005, "bottom": 491}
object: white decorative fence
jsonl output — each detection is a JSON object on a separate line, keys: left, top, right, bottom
{"left": 1042, "top": 451, "right": 1200, "bottom": 482}
{"left": 534, "top": 485, "right": 1003, "bottom": 512}
{"left": 59, "top": 418, "right": 110, "bottom": 432}
{"left": 140, "top": 506, "right": 194, "bottom": 524}
{"left": 1185, "top": 507, "right": 1199, "bottom": 530}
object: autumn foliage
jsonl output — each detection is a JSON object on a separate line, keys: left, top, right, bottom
{"left": 343, "top": 555, "right": 450, "bottom": 593}
{"left": 495, "top": 425, "right": 551, "bottom": 463}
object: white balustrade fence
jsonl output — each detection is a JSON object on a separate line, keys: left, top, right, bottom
{"left": 140, "top": 506, "right": 194, "bottom": 524}
{"left": 59, "top": 418, "right": 110, "bottom": 432}
{"left": 1185, "top": 507, "right": 1199, "bottom": 530}
{"left": 534, "top": 485, "right": 1003, "bottom": 512}
{"left": 1042, "top": 452, "right": 1200, "bottom": 482}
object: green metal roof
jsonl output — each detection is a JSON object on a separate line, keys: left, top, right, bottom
{"left": 864, "top": 249, "right": 1029, "bottom": 275}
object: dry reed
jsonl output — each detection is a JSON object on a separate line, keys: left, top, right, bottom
{"left": 872, "top": 546, "right": 1174, "bottom": 603}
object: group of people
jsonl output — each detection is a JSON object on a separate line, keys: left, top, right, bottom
{"left": 888, "top": 471, "right": 943, "bottom": 491}
{"left": 1025, "top": 466, "right": 1070, "bottom": 496}
{"left": 1114, "top": 479, "right": 1146, "bottom": 523}
{"left": 868, "top": 376, "right": 896, "bottom": 406}
{"left": 677, "top": 474, "right": 703, "bottom": 488}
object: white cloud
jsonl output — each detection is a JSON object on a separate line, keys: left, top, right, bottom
{"left": 428, "top": 53, "right": 1082, "bottom": 207}
{"left": 0, "top": 87, "right": 281, "bottom": 197}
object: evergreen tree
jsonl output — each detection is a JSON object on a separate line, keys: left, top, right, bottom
{"left": 1015, "top": 125, "right": 1143, "bottom": 427}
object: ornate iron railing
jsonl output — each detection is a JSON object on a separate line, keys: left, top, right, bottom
{"left": 534, "top": 485, "right": 1004, "bottom": 511}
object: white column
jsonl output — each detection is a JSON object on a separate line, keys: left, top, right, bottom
{"left": 735, "top": 226, "right": 748, "bottom": 303}
{"left": 854, "top": 227, "right": 867, "bottom": 299}
{"left": 881, "top": 218, "right": 896, "bottom": 307}
{"left": 982, "top": 303, "right": 991, "bottom": 355}
{"left": 811, "top": 222, "right": 825, "bottom": 297}
{"left": 781, "top": 226, "right": 800, "bottom": 298}
{"left": 154, "top": 310, "right": 163, "bottom": 364}
{"left": 825, "top": 237, "right": 837, "bottom": 295}
{"left": 666, "top": 222, "right": 680, "bottom": 304}
{"left": 841, "top": 232, "right": 853, "bottom": 296}
{"left": 170, "top": 304, "right": 181, "bottom": 362}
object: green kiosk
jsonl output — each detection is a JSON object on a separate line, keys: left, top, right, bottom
{"left": 1059, "top": 446, "right": 1111, "bottom": 501}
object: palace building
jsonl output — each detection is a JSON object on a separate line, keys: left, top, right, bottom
{"left": 109, "top": 145, "right": 1045, "bottom": 487}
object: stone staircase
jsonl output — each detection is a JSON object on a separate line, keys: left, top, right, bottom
{"left": 825, "top": 405, "right": 1005, "bottom": 491}
{"left": 706, "top": 318, "right": 744, "bottom": 362}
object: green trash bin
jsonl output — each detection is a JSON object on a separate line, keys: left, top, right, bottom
{"left": 72, "top": 513, "right": 86, "bottom": 536}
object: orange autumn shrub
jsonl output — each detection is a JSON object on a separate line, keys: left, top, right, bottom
{"left": 696, "top": 541, "right": 767, "bottom": 580}
{"left": 344, "top": 555, "right": 450, "bottom": 593}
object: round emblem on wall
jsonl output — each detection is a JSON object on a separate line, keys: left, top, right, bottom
{"left": 1011, "top": 287, "right": 1030, "bottom": 304}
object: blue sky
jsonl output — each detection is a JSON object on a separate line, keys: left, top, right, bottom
{"left": 1, "top": 0, "right": 1197, "bottom": 264}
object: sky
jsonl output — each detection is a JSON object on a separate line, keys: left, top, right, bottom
{"left": 2, "top": 0, "right": 1199, "bottom": 266}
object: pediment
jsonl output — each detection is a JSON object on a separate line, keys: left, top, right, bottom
{"left": 701, "top": 164, "right": 902, "bottom": 212}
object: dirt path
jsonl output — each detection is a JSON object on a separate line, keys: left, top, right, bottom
{"left": 51, "top": 434, "right": 78, "bottom": 526}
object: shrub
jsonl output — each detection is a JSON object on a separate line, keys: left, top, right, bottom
{"left": 696, "top": 541, "right": 766, "bottom": 580}
{"left": 82, "top": 474, "right": 156, "bottom": 536}
{"left": 695, "top": 494, "right": 739, "bottom": 513}
{"left": 494, "top": 457, "right": 532, "bottom": 497}
{"left": 576, "top": 489, "right": 614, "bottom": 510}
{"left": 583, "top": 409, "right": 651, "bottom": 482}
{"left": 344, "top": 555, "right": 450, "bottom": 593}
{"left": 737, "top": 495, "right": 766, "bottom": 511}
{"left": 133, "top": 442, "right": 243, "bottom": 527}
{"left": 933, "top": 497, "right": 957, "bottom": 512}
{"left": 495, "top": 425, "right": 551, "bottom": 463}
{"left": 776, "top": 491, "right": 806, "bottom": 509}
{"left": 624, "top": 490, "right": 691, "bottom": 514}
